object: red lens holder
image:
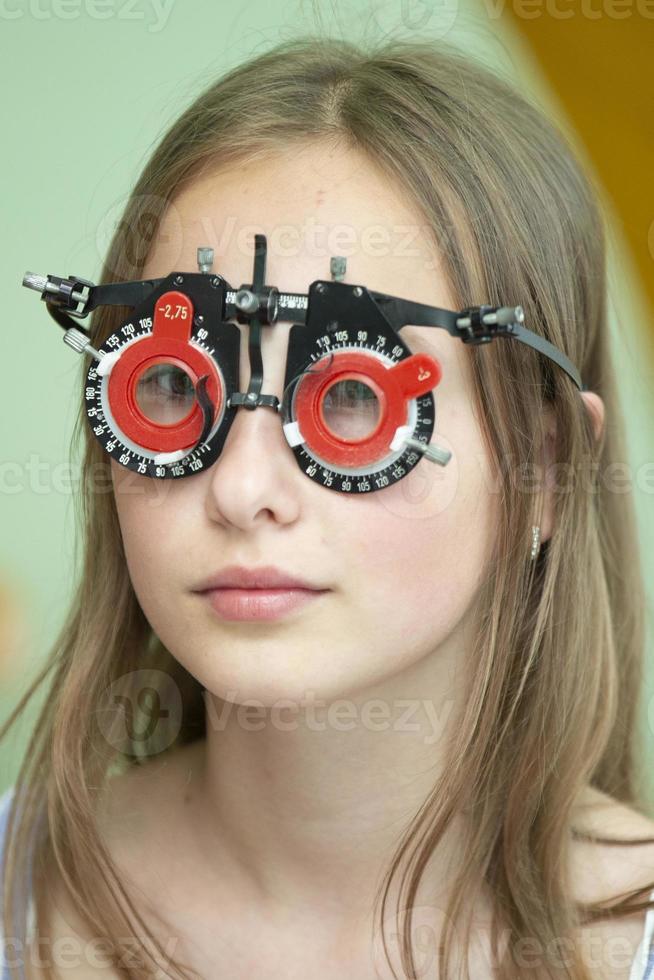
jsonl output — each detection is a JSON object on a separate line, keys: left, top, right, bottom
{"left": 108, "top": 290, "right": 222, "bottom": 452}
{"left": 292, "top": 349, "right": 442, "bottom": 466}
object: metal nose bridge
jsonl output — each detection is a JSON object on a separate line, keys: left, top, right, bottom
{"left": 184, "top": 238, "right": 283, "bottom": 460}
{"left": 214, "top": 235, "right": 281, "bottom": 416}
{"left": 217, "top": 238, "right": 346, "bottom": 419}
{"left": 190, "top": 237, "right": 347, "bottom": 458}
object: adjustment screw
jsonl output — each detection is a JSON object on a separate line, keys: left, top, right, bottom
{"left": 174, "top": 275, "right": 184, "bottom": 285}
{"left": 316, "top": 283, "right": 327, "bottom": 294}
{"left": 353, "top": 286, "right": 363, "bottom": 297}
{"left": 330, "top": 256, "right": 347, "bottom": 282}
{"left": 197, "top": 247, "right": 214, "bottom": 273}
{"left": 210, "top": 276, "right": 222, "bottom": 288}
{"left": 194, "top": 315, "right": 204, "bottom": 326}
{"left": 235, "top": 289, "right": 259, "bottom": 313}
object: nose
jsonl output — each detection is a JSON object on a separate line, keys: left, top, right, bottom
{"left": 203, "top": 318, "right": 301, "bottom": 527}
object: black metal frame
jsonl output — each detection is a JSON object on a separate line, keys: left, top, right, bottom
{"left": 21, "top": 234, "right": 587, "bottom": 493}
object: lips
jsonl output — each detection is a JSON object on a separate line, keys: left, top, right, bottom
{"left": 192, "top": 564, "right": 328, "bottom": 593}
{"left": 201, "top": 586, "right": 327, "bottom": 622}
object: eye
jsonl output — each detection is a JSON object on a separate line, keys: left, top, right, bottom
{"left": 135, "top": 363, "right": 196, "bottom": 425}
{"left": 321, "top": 377, "right": 381, "bottom": 440}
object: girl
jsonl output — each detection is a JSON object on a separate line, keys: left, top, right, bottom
{"left": 3, "top": 34, "right": 654, "bottom": 980}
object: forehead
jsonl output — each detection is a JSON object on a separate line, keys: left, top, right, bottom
{"left": 141, "top": 141, "right": 471, "bottom": 383}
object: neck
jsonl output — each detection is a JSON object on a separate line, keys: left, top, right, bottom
{"left": 191, "top": 630, "right": 470, "bottom": 930}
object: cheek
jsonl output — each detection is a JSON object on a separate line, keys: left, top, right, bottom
{"left": 110, "top": 463, "right": 189, "bottom": 605}
{"left": 340, "top": 416, "right": 497, "bottom": 641}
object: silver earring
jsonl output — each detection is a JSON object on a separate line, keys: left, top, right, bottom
{"left": 530, "top": 525, "right": 541, "bottom": 560}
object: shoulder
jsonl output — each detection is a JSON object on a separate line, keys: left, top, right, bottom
{"left": 0, "top": 780, "right": 117, "bottom": 980}
{"left": 24, "top": 744, "right": 202, "bottom": 979}
{"left": 569, "top": 785, "right": 654, "bottom": 980}
{"left": 23, "top": 770, "right": 654, "bottom": 980}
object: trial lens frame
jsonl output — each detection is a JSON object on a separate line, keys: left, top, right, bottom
{"left": 22, "top": 234, "right": 585, "bottom": 495}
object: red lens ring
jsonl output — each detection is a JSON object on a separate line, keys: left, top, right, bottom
{"left": 107, "top": 290, "right": 223, "bottom": 453}
{"left": 293, "top": 350, "right": 440, "bottom": 467}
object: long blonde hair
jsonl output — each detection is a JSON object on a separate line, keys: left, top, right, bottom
{"left": 3, "top": 34, "right": 653, "bottom": 980}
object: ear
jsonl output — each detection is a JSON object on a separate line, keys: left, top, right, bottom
{"left": 581, "top": 390, "right": 605, "bottom": 446}
{"left": 538, "top": 391, "right": 605, "bottom": 547}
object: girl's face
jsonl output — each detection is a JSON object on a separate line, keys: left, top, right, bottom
{"left": 110, "top": 142, "right": 500, "bottom": 707}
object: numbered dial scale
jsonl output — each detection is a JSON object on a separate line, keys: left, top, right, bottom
{"left": 83, "top": 271, "right": 445, "bottom": 494}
